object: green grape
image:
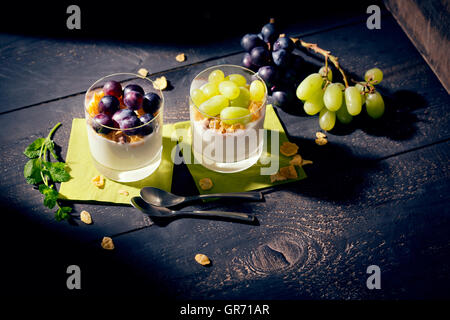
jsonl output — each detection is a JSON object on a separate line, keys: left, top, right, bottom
{"left": 208, "top": 69, "right": 225, "bottom": 84}
{"left": 323, "top": 83, "right": 343, "bottom": 111}
{"left": 191, "top": 88, "right": 208, "bottom": 107}
{"left": 319, "top": 108, "right": 336, "bottom": 131}
{"left": 344, "top": 86, "right": 362, "bottom": 116}
{"left": 230, "top": 86, "right": 250, "bottom": 107}
{"left": 319, "top": 66, "right": 333, "bottom": 81}
{"left": 198, "top": 95, "right": 229, "bottom": 116}
{"left": 355, "top": 83, "right": 366, "bottom": 105}
{"left": 336, "top": 100, "right": 353, "bottom": 124}
{"left": 249, "top": 80, "right": 266, "bottom": 101}
{"left": 296, "top": 73, "right": 323, "bottom": 101}
{"left": 365, "top": 91, "right": 385, "bottom": 119}
{"left": 220, "top": 106, "right": 251, "bottom": 125}
{"left": 200, "top": 82, "right": 220, "bottom": 99}
{"left": 335, "top": 82, "right": 345, "bottom": 91}
{"left": 303, "top": 89, "right": 324, "bottom": 115}
{"left": 364, "top": 68, "right": 383, "bottom": 84}
{"left": 219, "top": 80, "right": 240, "bottom": 100}
{"left": 226, "top": 74, "right": 247, "bottom": 87}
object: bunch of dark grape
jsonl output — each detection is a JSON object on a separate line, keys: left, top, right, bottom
{"left": 240, "top": 19, "right": 303, "bottom": 109}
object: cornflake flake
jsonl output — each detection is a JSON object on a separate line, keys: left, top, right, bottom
{"left": 316, "top": 132, "right": 327, "bottom": 139}
{"left": 91, "top": 175, "right": 105, "bottom": 188}
{"left": 175, "top": 53, "right": 186, "bottom": 62}
{"left": 195, "top": 253, "right": 211, "bottom": 266}
{"left": 80, "top": 210, "right": 92, "bottom": 224}
{"left": 280, "top": 165, "right": 298, "bottom": 179}
{"left": 118, "top": 189, "right": 129, "bottom": 196}
{"left": 289, "top": 154, "right": 303, "bottom": 166}
{"left": 280, "top": 141, "right": 299, "bottom": 156}
{"left": 153, "top": 76, "right": 168, "bottom": 90}
{"left": 138, "top": 68, "right": 148, "bottom": 77}
{"left": 101, "top": 237, "right": 114, "bottom": 250}
{"left": 199, "top": 178, "right": 213, "bottom": 191}
{"left": 315, "top": 137, "right": 328, "bottom": 146}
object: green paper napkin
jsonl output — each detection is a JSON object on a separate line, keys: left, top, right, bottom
{"left": 58, "top": 119, "right": 177, "bottom": 204}
{"left": 172, "top": 105, "right": 307, "bottom": 194}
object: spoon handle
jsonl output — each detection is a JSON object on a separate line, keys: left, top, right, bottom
{"left": 194, "top": 191, "right": 263, "bottom": 201}
{"left": 179, "top": 210, "right": 255, "bottom": 222}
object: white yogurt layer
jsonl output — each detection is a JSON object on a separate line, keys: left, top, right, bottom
{"left": 87, "top": 123, "right": 162, "bottom": 171}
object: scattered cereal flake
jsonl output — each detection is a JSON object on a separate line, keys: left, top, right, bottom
{"left": 118, "top": 189, "right": 129, "bottom": 196}
{"left": 315, "top": 137, "right": 328, "bottom": 146}
{"left": 153, "top": 76, "right": 168, "bottom": 90}
{"left": 91, "top": 175, "right": 105, "bottom": 188}
{"left": 290, "top": 37, "right": 300, "bottom": 44}
{"left": 101, "top": 237, "right": 114, "bottom": 250}
{"left": 280, "top": 165, "right": 298, "bottom": 179}
{"left": 175, "top": 53, "right": 186, "bottom": 62}
{"left": 199, "top": 178, "right": 213, "bottom": 191}
{"left": 280, "top": 141, "right": 299, "bottom": 156}
{"left": 270, "top": 172, "right": 287, "bottom": 183}
{"left": 80, "top": 210, "right": 92, "bottom": 224}
{"left": 316, "top": 132, "right": 327, "bottom": 139}
{"left": 289, "top": 154, "right": 303, "bottom": 166}
{"left": 138, "top": 68, "right": 148, "bottom": 77}
{"left": 195, "top": 253, "right": 211, "bottom": 266}
{"left": 302, "top": 159, "right": 313, "bottom": 166}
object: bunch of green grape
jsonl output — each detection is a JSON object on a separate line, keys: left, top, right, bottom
{"left": 296, "top": 67, "right": 385, "bottom": 131}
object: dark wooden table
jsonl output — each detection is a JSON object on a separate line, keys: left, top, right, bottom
{"left": 0, "top": 3, "right": 449, "bottom": 304}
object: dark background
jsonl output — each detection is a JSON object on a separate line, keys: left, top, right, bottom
{"left": 1, "top": 0, "right": 382, "bottom": 42}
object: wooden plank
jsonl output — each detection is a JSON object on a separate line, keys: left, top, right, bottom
{"left": 384, "top": 0, "right": 450, "bottom": 93}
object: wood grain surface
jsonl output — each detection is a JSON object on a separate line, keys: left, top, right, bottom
{"left": 0, "top": 4, "right": 449, "bottom": 300}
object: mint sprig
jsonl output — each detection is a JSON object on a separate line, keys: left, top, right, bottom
{"left": 23, "top": 123, "right": 72, "bottom": 221}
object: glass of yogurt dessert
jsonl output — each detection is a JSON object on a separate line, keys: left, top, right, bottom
{"left": 190, "top": 65, "right": 267, "bottom": 173}
{"left": 85, "top": 73, "right": 163, "bottom": 182}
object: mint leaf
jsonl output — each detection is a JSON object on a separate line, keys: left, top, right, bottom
{"left": 24, "top": 138, "right": 45, "bottom": 159}
{"left": 55, "top": 206, "right": 72, "bottom": 221}
{"left": 46, "top": 139, "right": 59, "bottom": 160}
{"left": 24, "top": 158, "right": 43, "bottom": 185}
{"left": 44, "top": 161, "right": 71, "bottom": 183}
{"left": 38, "top": 184, "right": 58, "bottom": 209}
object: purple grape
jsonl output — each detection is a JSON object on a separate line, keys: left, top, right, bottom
{"left": 290, "top": 54, "right": 304, "bottom": 72}
{"left": 240, "top": 33, "right": 266, "bottom": 52}
{"left": 103, "top": 80, "right": 122, "bottom": 98}
{"left": 143, "top": 92, "right": 161, "bottom": 114}
{"left": 261, "top": 22, "right": 278, "bottom": 44}
{"left": 250, "top": 46, "right": 271, "bottom": 67}
{"left": 123, "top": 84, "right": 144, "bottom": 96}
{"left": 273, "top": 37, "right": 294, "bottom": 53}
{"left": 98, "top": 95, "right": 119, "bottom": 115}
{"left": 119, "top": 114, "right": 141, "bottom": 135}
{"left": 92, "top": 113, "right": 114, "bottom": 134}
{"left": 272, "top": 49, "right": 291, "bottom": 68}
{"left": 139, "top": 113, "right": 154, "bottom": 135}
{"left": 257, "top": 66, "right": 278, "bottom": 88}
{"left": 112, "top": 109, "right": 136, "bottom": 123}
{"left": 272, "top": 90, "right": 294, "bottom": 108}
{"left": 124, "top": 90, "right": 144, "bottom": 110}
{"left": 242, "top": 53, "right": 256, "bottom": 71}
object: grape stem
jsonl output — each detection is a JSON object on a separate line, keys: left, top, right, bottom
{"left": 298, "top": 40, "right": 349, "bottom": 88}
